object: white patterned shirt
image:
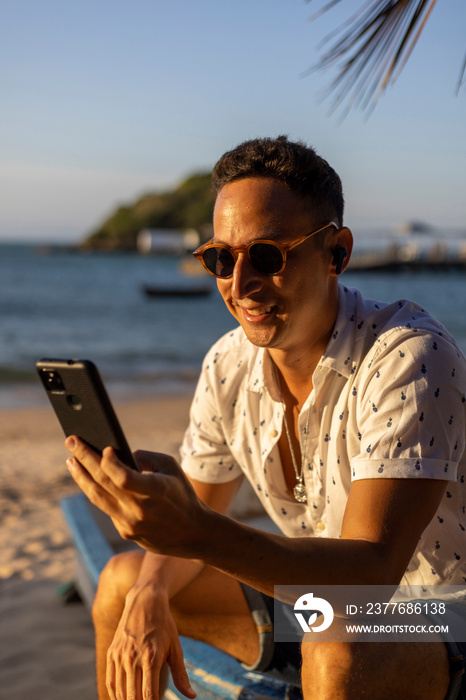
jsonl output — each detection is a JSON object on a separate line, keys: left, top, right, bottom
{"left": 180, "top": 286, "right": 466, "bottom": 586}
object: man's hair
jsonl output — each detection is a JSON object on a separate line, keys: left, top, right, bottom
{"left": 212, "top": 135, "right": 344, "bottom": 227}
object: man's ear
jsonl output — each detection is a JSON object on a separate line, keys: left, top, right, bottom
{"left": 330, "top": 227, "right": 353, "bottom": 276}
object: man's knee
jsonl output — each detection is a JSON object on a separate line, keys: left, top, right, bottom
{"left": 301, "top": 638, "right": 356, "bottom": 684}
{"left": 300, "top": 638, "right": 450, "bottom": 700}
{"left": 301, "top": 639, "right": 383, "bottom": 699}
{"left": 92, "top": 549, "right": 144, "bottom": 625}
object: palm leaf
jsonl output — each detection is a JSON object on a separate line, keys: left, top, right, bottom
{"left": 308, "top": 0, "right": 465, "bottom": 113}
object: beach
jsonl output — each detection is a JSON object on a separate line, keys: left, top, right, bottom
{"left": 2, "top": 246, "right": 466, "bottom": 698}
{"left": 0, "top": 394, "right": 193, "bottom": 699}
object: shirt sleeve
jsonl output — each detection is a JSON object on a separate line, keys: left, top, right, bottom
{"left": 179, "top": 349, "right": 243, "bottom": 484}
{"left": 351, "top": 328, "right": 466, "bottom": 481}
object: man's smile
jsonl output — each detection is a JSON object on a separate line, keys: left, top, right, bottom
{"left": 234, "top": 303, "right": 277, "bottom": 322}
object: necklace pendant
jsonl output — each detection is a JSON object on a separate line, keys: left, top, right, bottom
{"left": 293, "top": 480, "right": 307, "bottom": 503}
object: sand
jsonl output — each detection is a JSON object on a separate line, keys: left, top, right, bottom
{"left": 0, "top": 394, "right": 193, "bottom": 699}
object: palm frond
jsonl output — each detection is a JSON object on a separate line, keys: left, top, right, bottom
{"left": 457, "top": 52, "right": 466, "bottom": 94}
{"left": 307, "top": 0, "right": 465, "bottom": 114}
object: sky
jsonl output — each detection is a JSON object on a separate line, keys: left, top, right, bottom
{"left": 1, "top": 0, "right": 465, "bottom": 242}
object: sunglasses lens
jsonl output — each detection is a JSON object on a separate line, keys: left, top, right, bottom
{"left": 200, "top": 241, "right": 285, "bottom": 277}
{"left": 249, "top": 243, "right": 284, "bottom": 275}
{"left": 202, "top": 247, "right": 235, "bottom": 277}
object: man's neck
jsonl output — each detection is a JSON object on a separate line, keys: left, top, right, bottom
{"left": 269, "top": 348, "right": 319, "bottom": 413}
{"left": 268, "top": 307, "right": 338, "bottom": 410}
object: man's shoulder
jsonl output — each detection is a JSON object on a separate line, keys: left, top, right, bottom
{"left": 202, "top": 326, "right": 257, "bottom": 370}
{"left": 197, "top": 327, "right": 262, "bottom": 399}
{"left": 345, "top": 286, "right": 461, "bottom": 348}
{"left": 343, "top": 286, "right": 466, "bottom": 370}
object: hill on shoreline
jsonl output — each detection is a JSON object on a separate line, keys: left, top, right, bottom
{"left": 81, "top": 171, "right": 215, "bottom": 251}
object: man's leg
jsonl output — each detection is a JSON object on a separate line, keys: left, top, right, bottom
{"left": 300, "top": 622, "right": 451, "bottom": 700}
{"left": 169, "top": 564, "right": 260, "bottom": 662}
{"left": 92, "top": 551, "right": 144, "bottom": 699}
{"left": 92, "top": 550, "right": 260, "bottom": 700}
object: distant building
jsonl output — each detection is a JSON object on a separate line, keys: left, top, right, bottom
{"left": 393, "top": 220, "right": 435, "bottom": 236}
{"left": 137, "top": 228, "right": 200, "bottom": 255}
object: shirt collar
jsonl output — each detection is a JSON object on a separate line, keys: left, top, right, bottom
{"left": 319, "top": 285, "right": 360, "bottom": 379}
{"left": 246, "top": 345, "right": 276, "bottom": 395}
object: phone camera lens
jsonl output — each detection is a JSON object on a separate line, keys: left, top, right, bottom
{"left": 41, "top": 369, "right": 65, "bottom": 393}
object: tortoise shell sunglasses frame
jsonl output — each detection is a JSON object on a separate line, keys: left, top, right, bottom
{"left": 193, "top": 221, "right": 338, "bottom": 278}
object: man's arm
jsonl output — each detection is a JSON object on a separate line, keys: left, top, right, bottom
{"left": 129, "top": 473, "right": 244, "bottom": 599}
{"left": 66, "top": 438, "right": 446, "bottom": 596}
{"left": 194, "top": 476, "right": 446, "bottom": 592}
{"left": 101, "top": 462, "right": 243, "bottom": 700}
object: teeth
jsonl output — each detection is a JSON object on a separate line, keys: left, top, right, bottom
{"left": 246, "top": 306, "right": 273, "bottom": 316}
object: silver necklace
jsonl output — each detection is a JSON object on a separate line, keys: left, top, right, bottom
{"left": 274, "top": 366, "right": 311, "bottom": 504}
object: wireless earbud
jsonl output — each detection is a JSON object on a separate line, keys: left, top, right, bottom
{"left": 332, "top": 247, "right": 347, "bottom": 275}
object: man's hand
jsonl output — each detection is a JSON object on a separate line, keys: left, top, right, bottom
{"left": 105, "top": 583, "right": 196, "bottom": 700}
{"left": 65, "top": 437, "right": 209, "bottom": 557}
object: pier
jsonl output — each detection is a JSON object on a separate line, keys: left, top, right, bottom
{"left": 348, "top": 233, "right": 466, "bottom": 273}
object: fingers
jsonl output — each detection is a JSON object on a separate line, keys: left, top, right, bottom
{"left": 66, "top": 454, "right": 122, "bottom": 520}
{"left": 106, "top": 649, "right": 168, "bottom": 700}
{"left": 65, "top": 436, "right": 137, "bottom": 492}
{"left": 106, "top": 664, "right": 145, "bottom": 700}
{"left": 64, "top": 435, "right": 101, "bottom": 470}
{"left": 105, "top": 652, "right": 118, "bottom": 700}
{"left": 66, "top": 438, "right": 199, "bottom": 554}
{"left": 65, "top": 438, "right": 182, "bottom": 497}
{"left": 106, "top": 642, "right": 143, "bottom": 700}
{"left": 141, "top": 653, "right": 166, "bottom": 700}
{"left": 104, "top": 618, "right": 196, "bottom": 700}
{"left": 106, "top": 645, "right": 196, "bottom": 700}
{"left": 167, "top": 641, "right": 197, "bottom": 699}
{"left": 65, "top": 435, "right": 119, "bottom": 478}
{"left": 64, "top": 437, "right": 126, "bottom": 518}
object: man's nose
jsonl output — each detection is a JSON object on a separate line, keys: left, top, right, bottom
{"left": 230, "top": 252, "right": 263, "bottom": 299}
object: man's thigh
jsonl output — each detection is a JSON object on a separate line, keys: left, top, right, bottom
{"left": 99, "top": 550, "right": 261, "bottom": 666}
{"left": 169, "top": 565, "right": 260, "bottom": 666}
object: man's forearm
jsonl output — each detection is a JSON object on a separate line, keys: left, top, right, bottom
{"left": 131, "top": 550, "right": 205, "bottom": 600}
{"left": 65, "top": 440, "right": 438, "bottom": 596}
{"left": 194, "top": 511, "right": 390, "bottom": 597}
{"left": 190, "top": 477, "right": 445, "bottom": 596}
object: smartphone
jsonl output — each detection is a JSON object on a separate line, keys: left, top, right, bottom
{"left": 36, "top": 358, "right": 138, "bottom": 471}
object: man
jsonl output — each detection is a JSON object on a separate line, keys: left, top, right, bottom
{"left": 66, "top": 136, "right": 466, "bottom": 700}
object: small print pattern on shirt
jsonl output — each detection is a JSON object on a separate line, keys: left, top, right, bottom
{"left": 180, "top": 286, "right": 466, "bottom": 586}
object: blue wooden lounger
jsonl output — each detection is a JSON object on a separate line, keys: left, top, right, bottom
{"left": 61, "top": 493, "right": 302, "bottom": 700}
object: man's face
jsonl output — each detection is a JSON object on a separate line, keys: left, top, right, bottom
{"left": 213, "top": 177, "right": 341, "bottom": 360}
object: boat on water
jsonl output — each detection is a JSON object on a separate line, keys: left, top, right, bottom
{"left": 142, "top": 283, "right": 212, "bottom": 298}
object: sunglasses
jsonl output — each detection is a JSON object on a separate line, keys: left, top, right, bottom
{"left": 193, "top": 222, "right": 338, "bottom": 278}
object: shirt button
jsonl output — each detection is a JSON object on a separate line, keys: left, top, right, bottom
{"left": 315, "top": 521, "right": 325, "bottom": 531}
{"left": 269, "top": 430, "right": 279, "bottom": 438}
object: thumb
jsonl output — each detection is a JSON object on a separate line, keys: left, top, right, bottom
{"left": 133, "top": 450, "right": 182, "bottom": 476}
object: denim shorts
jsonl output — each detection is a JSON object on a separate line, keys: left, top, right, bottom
{"left": 241, "top": 585, "right": 466, "bottom": 699}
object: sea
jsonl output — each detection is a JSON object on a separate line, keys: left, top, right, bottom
{"left": 1, "top": 241, "right": 465, "bottom": 409}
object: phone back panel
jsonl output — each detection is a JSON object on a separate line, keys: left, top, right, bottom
{"left": 37, "top": 359, "right": 137, "bottom": 469}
